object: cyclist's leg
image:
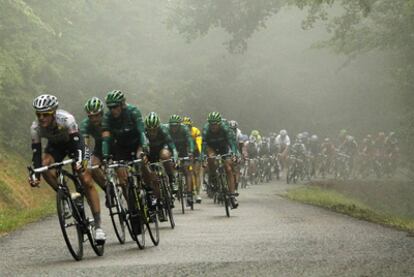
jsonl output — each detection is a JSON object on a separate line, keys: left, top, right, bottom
{"left": 42, "top": 143, "right": 68, "bottom": 190}
{"left": 193, "top": 160, "right": 202, "bottom": 201}
{"left": 41, "top": 154, "right": 58, "bottom": 190}
{"left": 206, "top": 147, "right": 217, "bottom": 176}
{"left": 90, "top": 155, "right": 106, "bottom": 191}
{"left": 224, "top": 159, "right": 236, "bottom": 193}
{"left": 78, "top": 170, "right": 102, "bottom": 227}
{"left": 160, "top": 148, "right": 174, "bottom": 189}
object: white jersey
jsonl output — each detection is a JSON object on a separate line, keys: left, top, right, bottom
{"left": 275, "top": 134, "right": 291, "bottom": 147}
{"left": 31, "top": 109, "right": 79, "bottom": 144}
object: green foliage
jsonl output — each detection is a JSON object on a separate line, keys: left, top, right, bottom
{"left": 286, "top": 186, "right": 414, "bottom": 232}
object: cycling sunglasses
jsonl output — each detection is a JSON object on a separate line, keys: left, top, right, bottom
{"left": 36, "top": 111, "right": 54, "bottom": 118}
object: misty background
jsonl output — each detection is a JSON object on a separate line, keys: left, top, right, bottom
{"left": 0, "top": 0, "right": 412, "bottom": 169}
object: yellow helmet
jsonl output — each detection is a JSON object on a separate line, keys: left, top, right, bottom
{"left": 183, "top": 116, "right": 192, "bottom": 126}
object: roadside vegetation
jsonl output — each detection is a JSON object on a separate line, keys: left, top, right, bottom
{"left": 0, "top": 149, "right": 54, "bottom": 235}
{"left": 285, "top": 180, "right": 414, "bottom": 233}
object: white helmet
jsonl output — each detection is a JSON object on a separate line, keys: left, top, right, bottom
{"left": 229, "top": 120, "right": 238, "bottom": 129}
{"left": 280, "top": 129, "right": 287, "bottom": 136}
{"left": 33, "top": 94, "right": 58, "bottom": 112}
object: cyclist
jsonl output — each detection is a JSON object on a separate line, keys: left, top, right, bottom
{"left": 385, "top": 132, "right": 399, "bottom": 172}
{"left": 229, "top": 120, "right": 242, "bottom": 190}
{"left": 29, "top": 94, "right": 106, "bottom": 242}
{"left": 246, "top": 136, "right": 259, "bottom": 184}
{"left": 337, "top": 129, "right": 348, "bottom": 148}
{"left": 250, "top": 130, "right": 262, "bottom": 144}
{"left": 258, "top": 136, "right": 272, "bottom": 181}
{"left": 165, "top": 114, "right": 194, "bottom": 206}
{"left": 80, "top": 97, "right": 107, "bottom": 201}
{"left": 101, "top": 90, "right": 149, "bottom": 203}
{"left": 339, "top": 135, "right": 358, "bottom": 174}
{"left": 288, "top": 134, "right": 307, "bottom": 178}
{"left": 202, "top": 112, "right": 239, "bottom": 208}
{"left": 321, "top": 137, "right": 335, "bottom": 174}
{"left": 309, "top": 135, "right": 321, "bottom": 177}
{"left": 183, "top": 116, "right": 203, "bottom": 203}
{"left": 144, "top": 112, "right": 178, "bottom": 196}
{"left": 275, "top": 129, "right": 290, "bottom": 170}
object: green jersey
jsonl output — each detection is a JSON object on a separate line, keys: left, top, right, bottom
{"left": 80, "top": 117, "right": 101, "bottom": 142}
{"left": 146, "top": 124, "right": 178, "bottom": 160}
{"left": 165, "top": 123, "right": 194, "bottom": 157}
{"left": 201, "top": 121, "right": 237, "bottom": 156}
{"left": 101, "top": 104, "right": 147, "bottom": 157}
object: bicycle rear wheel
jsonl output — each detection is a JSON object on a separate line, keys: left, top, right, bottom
{"left": 106, "top": 182, "right": 126, "bottom": 244}
{"left": 56, "top": 188, "right": 83, "bottom": 261}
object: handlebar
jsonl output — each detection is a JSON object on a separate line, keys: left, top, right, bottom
{"left": 28, "top": 159, "right": 75, "bottom": 174}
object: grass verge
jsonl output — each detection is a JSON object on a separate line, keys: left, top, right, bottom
{"left": 0, "top": 201, "right": 55, "bottom": 235}
{"left": 285, "top": 186, "right": 414, "bottom": 233}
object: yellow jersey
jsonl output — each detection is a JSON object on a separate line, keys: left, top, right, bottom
{"left": 191, "top": 126, "right": 202, "bottom": 154}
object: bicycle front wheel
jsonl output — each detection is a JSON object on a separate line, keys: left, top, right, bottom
{"left": 145, "top": 200, "right": 160, "bottom": 246}
{"left": 127, "top": 183, "right": 146, "bottom": 249}
{"left": 219, "top": 173, "right": 230, "bottom": 217}
{"left": 161, "top": 179, "right": 175, "bottom": 229}
{"left": 56, "top": 188, "right": 83, "bottom": 261}
{"left": 107, "top": 182, "right": 126, "bottom": 244}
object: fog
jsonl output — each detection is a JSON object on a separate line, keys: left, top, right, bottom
{"left": 0, "top": 0, "right": 411, "bottom": 163}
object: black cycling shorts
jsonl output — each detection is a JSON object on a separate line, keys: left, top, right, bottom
{"left": 45, "top": 138, "right": 85, "bottom": 163}
{"left": 113, "top": 142, "right": 140, "bottom": 161}
{"left": 207, "top": 144, "right": 230, "bottom": 156}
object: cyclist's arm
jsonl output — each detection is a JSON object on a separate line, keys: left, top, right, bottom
{"left": 79, "top": 119, "right": 90, "bottom": 145}
{"left": 30, "top": 122, "right": 42, "bottom": 173}
{"left": 102, "top": 131, "right": 112, "bottom": 160}
{"left": 201, "top": 124, "right": 209, "bottom": 160}
{"left": 225, "top": 126, "right": 238, "bottom": 155}
{"left": 131, "top": 106, "right": 148, "bottom": 147}
{"left": 163, "top": 126, "right": 178, "bottom": 160}
{"left": 64, "top": 114, "right": 84, "bottom": 166}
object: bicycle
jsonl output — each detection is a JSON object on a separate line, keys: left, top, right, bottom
{"left": 286, "top": 155, "right": 303, "bottom": 184}
{"left": 207, "top": 154, "right": 234, "bottom": 217}
{"left": 124, "top": 158, "right": 160, "bottom": 249}
{"left": 334, "top": 152, "right": 351, "bottom": 180}
{"left": 149, "top": 160, "right": 175, "bottom": 229}
{"left": 240, "top": 159, "right": 249, "bottom": 189}
{"left": 28, "top": 159, "right": 104, "bottom": 261}
{"left": 94, "top": 162, "right": 132, "bottom": 244}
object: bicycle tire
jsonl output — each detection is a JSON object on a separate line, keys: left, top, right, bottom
{"left": 87, "top": 224, "right": 105, "bottom": 257}
{"left": 56, "top": 187, "right": 83, "bottom": 261}
{"left": 106, "top": 182, "right": 126, "bottom": 244}
{"left": 145, "top": 201, "right": 160, "bottom": 246}
{"left": 161, "top": 177, "right": 175, "bottom": 229}
{"left": 219, "top": 172, "right": 230, "bottom": 217}
{"left": 127, "top": 183, "right": 146, "bottom": 249}
{"left": 178, "top": 173, "right": 185, "bottom": 214}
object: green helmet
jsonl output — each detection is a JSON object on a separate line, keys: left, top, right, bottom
{"left": 105, "top": 90, "right": 125, "bottom": 107}
{"left": 84, "top": 97, "right": 104, "bottom": 115}
{"left": 169, "top": 114, "right": 182, "bottom": 125}
{"left": 207, "top": 111, "right": 222, "bottom": 123}
{"left": 339, "top": 129, "right": 347, "bottom": 137}
{"left": 145, "top": 112, "right": 161, "bottom": 129}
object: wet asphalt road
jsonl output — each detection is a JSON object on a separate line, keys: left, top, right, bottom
{"left": 1, "top": 180, "right": 413, "bottom": 276}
